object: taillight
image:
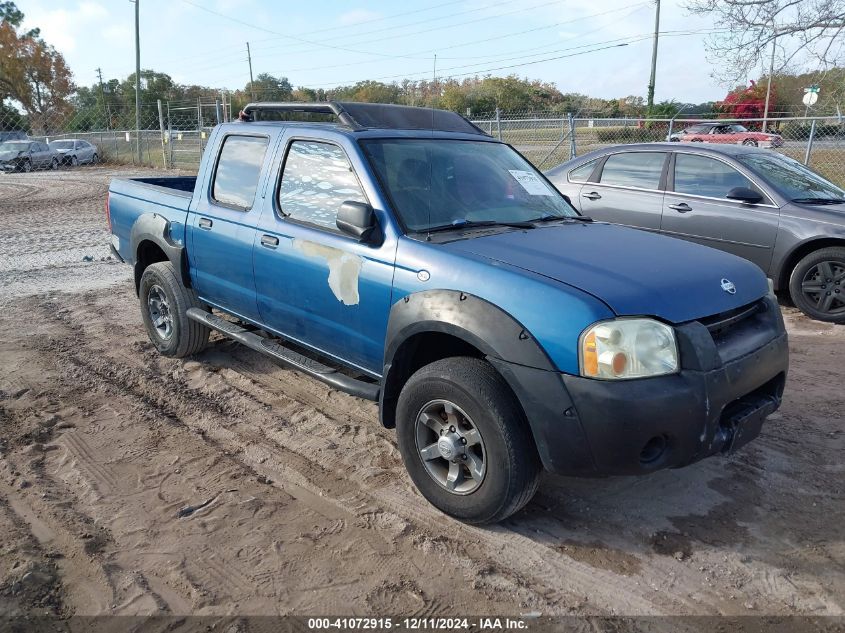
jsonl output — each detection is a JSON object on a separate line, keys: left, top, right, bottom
{"left": 105, "top": 194, "right": 112, "bottom": 231}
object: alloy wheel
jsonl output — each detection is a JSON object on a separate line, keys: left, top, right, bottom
{"left": 801, "top": 261, "right": 845, "bottom": 317}
{"left": 414, "top": 399, "right": 486, "bottom": 495}
{"left": 147, "top": 285, "right": 174, "bottom": 340}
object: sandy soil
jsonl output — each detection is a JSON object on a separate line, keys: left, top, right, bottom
{"left": 0, "top": 169, "right": 843, "bottom": 617}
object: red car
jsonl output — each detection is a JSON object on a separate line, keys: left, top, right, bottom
{"left": 669, "top": 122, "right": 784, "bottom": 148}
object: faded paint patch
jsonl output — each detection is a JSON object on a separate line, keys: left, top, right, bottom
{"left": 294, "top": 239, "right": 362, "bottom": 306}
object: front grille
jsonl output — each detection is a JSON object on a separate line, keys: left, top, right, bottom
{"left": 699, "top": 299, "right": 766, "bottom": 338}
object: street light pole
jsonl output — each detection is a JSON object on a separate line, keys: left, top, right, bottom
{"left": 762, "top": 33, "right": 776, "bottom": 133}
{"left": 134, "top": 0, "right": 142, "bottom": 164}
{"left": 646, "top": 0, "right": 661, "bottom": 114}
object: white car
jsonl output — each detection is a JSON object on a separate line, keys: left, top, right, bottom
{"left": 49, "top": 139, "right": 100, "bottom": 166}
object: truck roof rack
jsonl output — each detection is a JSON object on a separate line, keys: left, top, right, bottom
{"left": 238, "top": 101, "right": 487, "bottom": 136}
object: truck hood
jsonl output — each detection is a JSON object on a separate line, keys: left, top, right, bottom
{"left": 442, "top": 222, "right": 768, "bottom": 323}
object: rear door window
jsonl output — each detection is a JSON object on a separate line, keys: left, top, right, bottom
{"left": 673, "top": 154, "right": 759, "bottom": 200}
{"left": 278, "top": 140, "right": 367, "bottom": 231}
{"left": 211, "top": 135, "right": 270, "bottom": 210}
{"left": 599, "top": 152, "right": 666, "bottom": 190}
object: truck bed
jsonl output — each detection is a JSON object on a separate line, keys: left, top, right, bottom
{"left": 108, "top": 176, "right": 198, "bottom": 264}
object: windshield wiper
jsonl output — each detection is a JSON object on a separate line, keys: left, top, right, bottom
{"left": 792, "top": 197, "right": 845, "bottom": 205}
{"left": 425, "top": 219, "right": 537, "bottom": 233}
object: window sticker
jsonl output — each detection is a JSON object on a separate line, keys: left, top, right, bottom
{"left": 508, "top": 169, "right": 553, "bottom": 196}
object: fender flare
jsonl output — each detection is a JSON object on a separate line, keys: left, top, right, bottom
{"left": 129, "top": 212, "right": 191, "bottom": 292}
{"left": 379, "top": 289, "right": 556, "bottom": 428}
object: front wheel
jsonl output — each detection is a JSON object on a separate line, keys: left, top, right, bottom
{"left": 395, "top": 357, "right": 541, "bottom": 524}
{"left": 91, "top": 153, "right": 99, "bottom": 164}
{"left": 789, "top": 247, "right": 845, "bottom": 323}
{"left": 21, "top": 159, "right": 31, "bottom": 173}
{"left": 139, "top": 261, "right": 210, "bottom": 357}
{"left": 51, "top": 158, "right": 58, "bottom": 170}
{"left": 743, "top": 138, "right": 758, "bottom": 147}
{"left": 70, "top": 155, "right": 79, "bottom": 167}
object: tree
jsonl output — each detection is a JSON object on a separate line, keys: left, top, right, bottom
{"left": 716, "top": 80, "right": 772, "bottom": 120}
{"left": 246, "top": 73, "right": 292, "bottom": 102}
{"left": 686, "top": 0, "right": 845, "bottom": 82}
{"left": 0, "top": 4, "right": 74, "bottom": 134}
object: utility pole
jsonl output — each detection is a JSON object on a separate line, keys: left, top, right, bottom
{"left": 133, "top": 0, "right": 142, "bottom": 164}
{"left": 646, "top": 0, "right": 660, "bottom": 114}
{"left": 433, "top": 53, "right": 437, "bottom": 95}
{"left": 246, "top": 42, "right": 256, "bottom": 101}
{"left": 96, "top": 67, "right": 110, "bottom": 130}
{"left": 762, "top": 33, "right": 777, "bottom": 133}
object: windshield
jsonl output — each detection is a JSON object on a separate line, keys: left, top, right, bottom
{"left": 739, "top": 152, "right": 845, "bottom": 201}
{"left": 0, "top": 141, "right": 28, "bottom": 152}
{"left": 360, "top": 139, "right": 578, "bottom": 232}
{"left": 50, "top": 141, "right": 74, "bottom": 149}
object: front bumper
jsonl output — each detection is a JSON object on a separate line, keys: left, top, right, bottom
{"left": 494, "top": 294, "right": 788, "bottom": 476}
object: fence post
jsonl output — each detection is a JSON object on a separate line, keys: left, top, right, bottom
{"left": 215, "top": 99, "right": 222, "bottom": 125}
{"left": 495, "top": 108, "right": 502, "bottom": 141}
{"left": 568, "top": 112, "right": 576, "bottom": 159}
{"left": 667, "top": 118, "right": 674, "bottom": 141}
{"left": 197, "top": 98, "right": 204, "bottom": 157}
{"left": 804, "top": 118, "right": 817, "bottom": 166}
{"left": 157, "top": 100, "right": 168, "bottom": 169}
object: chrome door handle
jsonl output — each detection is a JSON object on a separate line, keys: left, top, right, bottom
{"left": 198, "top": 217, "right": 213, "bottom": 229}
{"left": 668, "top": 203, "right": 692, "bottom": 213}
{"left": 582, "top": 191, "right": 602, "bottom": 201}
{"left": 260, "top": 234, "right": 279, "bottom": 249}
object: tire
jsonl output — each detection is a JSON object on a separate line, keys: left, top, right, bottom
{"left": 91, "top": 153, "right": 99, "bottom": 164}
{"left": 395, "top": 357, "right": 541, "bottom": 524}
{"left": 138, "top": 261, "right": 210, "bottom": 357}
{"left": 70, "top": 155, "right": 79, "bottom": 167}
{"left": 51, "top": 158, "right": 58, "bottom": 170}
{"left": 788, "top": 247, "right": 845, "bottom": 323}
{"left": 743, "top": 139, "right": 758, "bottom": 147}
{"left": 21, "top": 159, "right": 31, "bottom": 173}
{"left": 691, "top": 138, "right": 703, "bottom": 142}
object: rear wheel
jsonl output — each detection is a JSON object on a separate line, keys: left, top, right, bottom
{"left": 139, "top": 261, "right": 210, "bottom": 357}
{"left": 789, "top": 247, "right": 845, "bottom": 323}
{"left": 70, "top": 155, "right": 79, "bottom": 167}
{"left": 743, "top": 138, "right": 758, "bottom": 147}
{"left": 50, "top": 158, "right": 58, "bottom": 170}
{"left": 395, "top": 357, "right": 541, "bottom": 524}
{"left": 691, "top": 138, "right": 703, "bottom": 142}
{"left": 91, "top": 153, "right": 99, "bottom": 164}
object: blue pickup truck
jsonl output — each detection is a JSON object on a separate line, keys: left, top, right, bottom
{"left": 107, "top": 102, "right": 788, "bottom": 523}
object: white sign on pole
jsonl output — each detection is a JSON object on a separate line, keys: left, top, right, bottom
{"left": 803, "top": 92, "right": 819, "bottom": 107}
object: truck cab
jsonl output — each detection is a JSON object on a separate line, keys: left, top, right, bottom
{"left": 107, "top": 102, "right": 788, "bottom": 524}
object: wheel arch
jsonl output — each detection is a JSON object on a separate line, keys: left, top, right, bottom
{"left": 130, "top": 213, "right": 191, "bottom": 294}
{"left": 776, "top": 237, "right": 845, "bottom": 291}
{"left": 379, "top": 290, "right": 555, "bottom": 430}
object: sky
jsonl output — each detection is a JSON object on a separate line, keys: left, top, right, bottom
{"left": 17, "top": 0, "right": 753, "bottom": 105}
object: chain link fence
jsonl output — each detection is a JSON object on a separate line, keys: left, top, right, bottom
{"left": 470, "top": 110, "right": 845, "bottom": 187}
{"left": 2, "top": 102, "right": 844, "bottom": 185}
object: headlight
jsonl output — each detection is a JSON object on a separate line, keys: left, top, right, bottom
{"left": 579, "top": 318, "right": 679, "bottom": 379}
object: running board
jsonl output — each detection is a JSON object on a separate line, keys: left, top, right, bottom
{"left": 187, "top": 308, "right": 380, "bottom": 401}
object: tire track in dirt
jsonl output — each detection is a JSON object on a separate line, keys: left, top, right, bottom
{"left": 30, "top": 292, "right": 714, "bottom": 616}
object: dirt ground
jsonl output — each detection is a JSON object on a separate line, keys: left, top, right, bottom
{"left": 0, "top": 169, "right": 843, "bottom": 618}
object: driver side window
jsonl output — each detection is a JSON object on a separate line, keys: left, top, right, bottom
{"left": 279, "top": 141, "right": 368, "bottom": 231}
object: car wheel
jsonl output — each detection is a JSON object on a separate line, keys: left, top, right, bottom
{"left": 51, "top": 158, "right": 58, "bottom": 170}
{"left": 91, "top": 153, "right": 99, "bottom": 164}
{"left": 789, "top": 247, "right": 845, "bottom": 323}
{"left": 743, "top": 139, "right": 758, "bottom": 147}
{"left": 70, "top": 155, "right": 79, "bottom": 167}
{"left": 139, "top": 261, "right": 210, "bottom": 357}
{"left": 669, "top": 137, "right": 680, "bottom": 142}
{"left": 395, "top": 357, "right": 541, "bottom": 524}
{"left": 21, "top": 159, "right": 31, "bottom": 173}
{"left": 691, "top": 138, "right": 703, "bottom": 142}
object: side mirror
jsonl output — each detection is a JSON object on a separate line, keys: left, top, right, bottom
{"left": 726, "top": 186, "right": 763, "bottom": 204}
{"left": 336, "top": 200, "right": 377, "bottom": 242}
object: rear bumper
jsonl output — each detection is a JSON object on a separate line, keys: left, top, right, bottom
{"left": 495, "top": 295, "right": 788, "bottom": 476}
